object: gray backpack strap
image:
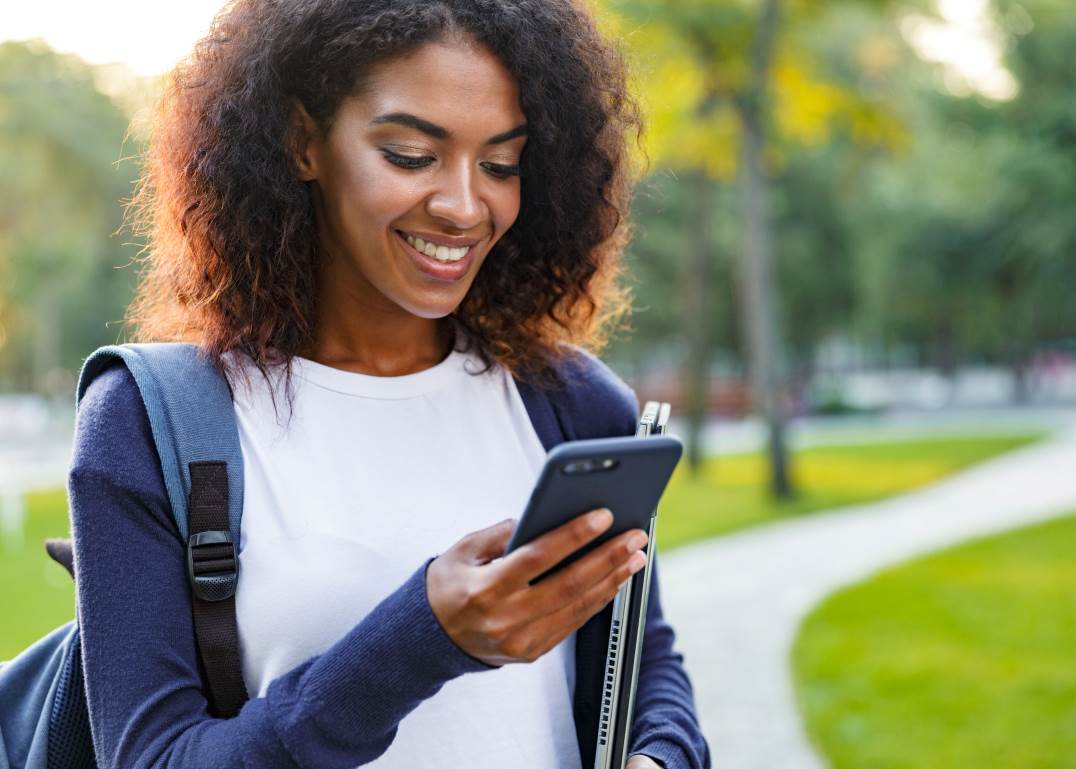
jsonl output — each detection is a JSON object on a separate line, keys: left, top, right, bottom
{"left": 76, "top": 342, "right": 248, "bottom": 716}
{"left": 76, "top": 343, "right": 243, "bottom": 541}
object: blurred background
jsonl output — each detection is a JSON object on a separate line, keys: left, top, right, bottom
{"left": 1, "top": 1, "right": 1073, "bottom": 767}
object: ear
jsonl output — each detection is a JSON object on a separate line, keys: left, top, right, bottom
{"left": 288, "top": 97, "right": 320, "bottom": 182}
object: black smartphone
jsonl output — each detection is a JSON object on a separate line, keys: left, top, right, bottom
{"left": 504, "top": 435, "right": 682, "bottom": 575}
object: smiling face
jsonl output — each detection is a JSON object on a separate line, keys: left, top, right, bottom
{"left": 294, "top": 36, "right": 527, "bottom": 324}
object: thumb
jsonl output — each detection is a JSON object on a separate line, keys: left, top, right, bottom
{"left": 458, "top": 517, "right": 517, "bottom": 562}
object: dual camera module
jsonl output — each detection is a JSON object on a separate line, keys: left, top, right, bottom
{"left": 561, "top": 458, "right": 620, "bottom": 475}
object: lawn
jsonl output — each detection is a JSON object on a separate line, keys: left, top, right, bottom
{"left": 792, "top": 513, "right": 1076, "bottom": 769}
{"left": 657, "top": 434, "right": 1042, "bottom": 549}
{"left": 1, "top": 489, "right": 77, "bottom": 659}
{"left": 0, "top": 432, "right": 1043, "bottom": 659}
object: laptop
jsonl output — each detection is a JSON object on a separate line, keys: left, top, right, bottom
{"left": 594, "top": 401, "right": 671, "bottom": 769}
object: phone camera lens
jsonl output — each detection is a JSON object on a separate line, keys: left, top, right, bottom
{"left": 563, "top": 460, "right": 596, "bottom": 474}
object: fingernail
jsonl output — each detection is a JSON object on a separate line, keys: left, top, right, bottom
{"left": 630, "top": 532, "right": 648, "bottom": 550}
{"left": 628, "top": 551, "right": 646, "bottom": 574}
{"left": 590, "top": 508, "right": 613, "bottom": 531}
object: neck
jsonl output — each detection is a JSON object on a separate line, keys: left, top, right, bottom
{"left": 306, "top": 270, "right": 454, "bottom": 379}
{"left": 308, "top": 316, "right": 454, "bottom": 377}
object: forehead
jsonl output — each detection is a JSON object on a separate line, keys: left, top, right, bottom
{"left": 354, "top": 39, "right": 525, "bottom": 132}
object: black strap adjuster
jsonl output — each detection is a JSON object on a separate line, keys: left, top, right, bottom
{"left": 187, "top": 530, "right": 238, "bottom": 602}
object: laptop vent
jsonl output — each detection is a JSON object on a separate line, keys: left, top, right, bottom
{"left": 597, "top": 617, "right": 622, "bottom": 747}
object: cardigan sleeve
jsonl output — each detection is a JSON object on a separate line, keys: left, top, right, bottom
{"left": 69, "top": 363, "right": 489, "bottom": 769}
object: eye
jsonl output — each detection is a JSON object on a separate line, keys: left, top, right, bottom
{"left": 381, "top": 149, "right": 434, "bottom": 169}
{"left": 481, "top": 162, "right": 521, "bottom": 180}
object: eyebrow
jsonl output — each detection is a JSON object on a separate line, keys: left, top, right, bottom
{"left": 369, "top": 112, "right": 528, "bottom": 145}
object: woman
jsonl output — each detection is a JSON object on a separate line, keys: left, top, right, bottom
{"left": 70, "top": 1, "right": 709, "bottom": 767}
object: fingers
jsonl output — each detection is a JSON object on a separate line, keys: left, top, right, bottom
{"left": 525, "top": 527, "right": 648, "bottom": 619}
{"left": 504, "top": 544, "right": 647, "bottom": 663}
{"left": 456, "top": 517, "right": 517, "bottom": 564}
{"left": 499, "top": 508, "right": 614, "bottom": 585}
{"left": 428, "top": 512, "right": 649, "bottom": 667}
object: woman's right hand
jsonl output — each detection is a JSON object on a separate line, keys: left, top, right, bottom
{"left": 426, "top": 509, "right": 648, "bottom": 666}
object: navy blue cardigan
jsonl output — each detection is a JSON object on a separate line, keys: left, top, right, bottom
{"left": 68, "top": 349, "right": 710, "bottom": 769}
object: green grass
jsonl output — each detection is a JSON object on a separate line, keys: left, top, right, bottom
{"left": 658, "top": 434, "right": 1042, "bottom": 550}
{"left": 1, "top": 489, "right": 76, "bottom": 659}
{"left": 792, "top": 513, "right": 1076, "bottom": 769}
{"left": 0, "top": 432, "right": 1042, "bottom": 659}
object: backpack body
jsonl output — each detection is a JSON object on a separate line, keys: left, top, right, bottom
{"left": 0, "top": 343, "right": 244, "bottom": 769}
{"left": 0, "top": 624, "right": 91, "bottom": 769}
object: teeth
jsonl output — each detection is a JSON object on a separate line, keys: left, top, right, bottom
{"left": 404, "top": 233, "right": 469, "bottom": 262}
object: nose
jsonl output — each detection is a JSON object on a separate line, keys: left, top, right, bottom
{"left": 425, "top": 161, "right": 487, "bottom": 232}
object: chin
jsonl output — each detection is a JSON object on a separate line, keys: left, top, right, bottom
{"left": 397, "top": 270, "right": 482, "bottom": 320}
{"left": 408, "top": 305, "right": 458, "bottom": 320}
{"left": 398, "top": 291, "right": 469, "bottom": 321}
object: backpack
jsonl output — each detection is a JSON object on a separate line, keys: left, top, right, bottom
{"left": 0, "top": 343, "right": 247, "bottom": 769}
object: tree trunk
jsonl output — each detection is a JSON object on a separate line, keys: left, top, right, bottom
{"left": 1011, "top": 356, "right": 1030, "bottom": 404}
{"left": 33, "top": 282, "right": 62, "bottom": 394}
{"left": 683, "top": 171, "right": 712, "bottom": 473}
{"left": 736, "top": 0, "right": 793, "bottom": 499}
{"left": 1005, "top": 333, "right": 1032, "bottom": 404}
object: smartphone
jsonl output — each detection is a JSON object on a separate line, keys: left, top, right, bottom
{"left": 504, "top": 434, "right": 682, "bottom": 575}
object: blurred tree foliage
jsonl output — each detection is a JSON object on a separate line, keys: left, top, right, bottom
{"left": 603, "top": 0, "right": 1074, "bottom": 396}
{"left": 0, "top": 41, "right": 140, "bottom": 393}
{"left": 600, "top": 0, "right": 900, "bottom": 486}
{"left": 603, "top": 1, "right": 898, "bottom": 376}
{"left": 0, "top": 0, "right": 1072, "bottom": 440}
{"left": 846, "top": 0, "right": 1076, "bottom": 388}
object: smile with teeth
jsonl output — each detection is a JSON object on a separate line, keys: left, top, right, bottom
{"left": 402, "top": 232, "right": 471, "bottom": 263}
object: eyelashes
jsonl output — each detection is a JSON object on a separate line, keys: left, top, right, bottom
{"left": 483, "top": 162, "right": 522, "bottom": 179}
{"left": 380, "top": 150, "right": 431, "bottom": 170}
{"left": 379, "top": 149, "right": 520, "bottom": 179}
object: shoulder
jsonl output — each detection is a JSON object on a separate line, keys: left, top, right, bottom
{"left": 76, "top": 362, "right": 146, "bottom": 441}
{"left": 70, "top": 357, "right": 177, "bottom": 543}
{"left": 71, "top": 361, "right": 158, "bottom": 488}
{"left": 545, "top": 345, "right": 639, "bottom": 440}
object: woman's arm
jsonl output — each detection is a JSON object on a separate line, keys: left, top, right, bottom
{"left": 70, "top": 364, "right": 489, "bottom": 769}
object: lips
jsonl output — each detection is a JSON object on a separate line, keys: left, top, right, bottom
{"left": 395, "top": 229, "right": 478, "bottom": 282}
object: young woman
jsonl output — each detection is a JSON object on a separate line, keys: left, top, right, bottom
{"left": 69, "top": 1, "right": 709, "bottom": 767}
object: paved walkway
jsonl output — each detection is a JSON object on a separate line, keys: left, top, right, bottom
{"left": 659, "top": 423, "right": 1076, "bottom": 769}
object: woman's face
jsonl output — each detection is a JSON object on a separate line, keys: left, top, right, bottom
{"left": 296, "top": 38, "right": 527, "bottom": 321}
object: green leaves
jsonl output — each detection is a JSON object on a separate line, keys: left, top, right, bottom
{"left": 0, "top": 41, "right": 141, "bottom": 391}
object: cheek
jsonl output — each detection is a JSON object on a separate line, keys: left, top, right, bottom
{"left": 326, "top": 152, "right": 414, "bottom": 234}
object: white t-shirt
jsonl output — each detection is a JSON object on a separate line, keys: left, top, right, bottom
{"left": 227, "top": 346, "right": 581, "bottom": 768}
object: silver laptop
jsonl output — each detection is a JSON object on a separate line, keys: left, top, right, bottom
{"left": 594, "top": 401, "right": 670, "bottom": 769}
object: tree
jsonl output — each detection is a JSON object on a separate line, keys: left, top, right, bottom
{"left": 735, "top": 0, "right": 792, "bottom": 496}
{"left": 600, "top": 0, "right": 899, "bottom": 492}
{"left": 0, "top": 41, "right": 142, "bottom": 393}
{"left": 842, "top": 0, "right": 1076, "bottom": 392}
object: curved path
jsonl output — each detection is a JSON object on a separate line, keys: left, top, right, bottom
{"left": 659, "top": 423, "right": 1076, "bottom": 769}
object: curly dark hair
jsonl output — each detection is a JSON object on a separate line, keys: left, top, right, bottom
{"left": 128, "top": 0, "right": 645, "bottom": 394}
